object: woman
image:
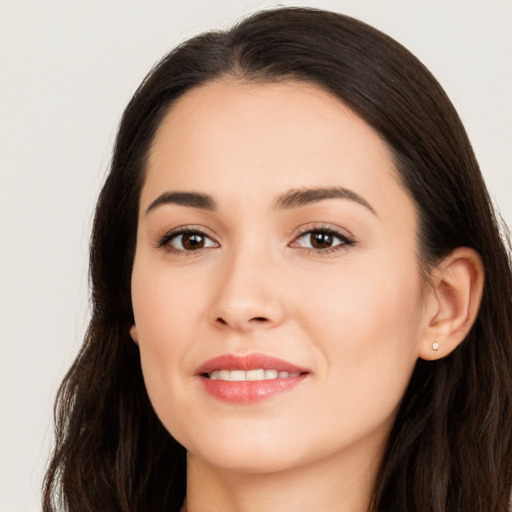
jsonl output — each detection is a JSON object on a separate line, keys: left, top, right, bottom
{"left": 43, "top": 7, "right": 512, "bottom": 512}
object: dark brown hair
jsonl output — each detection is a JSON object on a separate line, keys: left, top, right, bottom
{"left": 43, "top": 7, "right": 512, "bottom": 511}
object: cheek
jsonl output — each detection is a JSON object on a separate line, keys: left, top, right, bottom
{"left": 130, "top": 262, "right": 200, "bottom": 411}
{"left": 131, "top": 251, "right": 214, "bottom": 342}
{"left": 133, "top": 271, "right": 197, "bottom": 338}
{"left": 297, "top": 256, "right": 424, "bottom": 396}
{"left": 287, "top": 266, "right": 424, "bottom": 452}
{"left": 302, "top": 249, "right": 424, "bottom": 342}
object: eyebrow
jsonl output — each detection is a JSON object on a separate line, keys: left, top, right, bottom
{"left": 146, "top": 191, "right": 216, "bottom": 215}
{"left": 145, "top": 186, "right": 377, "bottom": 216}
{"left": 273, "top": 186, "right": 377, "bottom": 215}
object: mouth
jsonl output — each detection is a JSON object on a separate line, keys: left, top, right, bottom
{"left": 205, "top": 369, "right": 302, "bottom": 381}
{"left": 196, "top": 353, "right": 310, "bottom": 404}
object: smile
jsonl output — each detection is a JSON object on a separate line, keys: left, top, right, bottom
{"left": 207, "top": 369, "right": 301, "bottom": 381}
{"left": 196, "top": 353, "right": 309, "bottom": 404}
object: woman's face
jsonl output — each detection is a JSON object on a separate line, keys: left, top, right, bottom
{"left": 131, "top": 80, "right": 431, "bottom": 474}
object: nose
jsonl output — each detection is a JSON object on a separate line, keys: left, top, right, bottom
{"left": 208, "top": 246, "right": 287, "bottom": 332}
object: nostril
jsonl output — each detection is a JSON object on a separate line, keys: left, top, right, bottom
{"left": 214, "top": 316, "right": 270, "bottom": 327}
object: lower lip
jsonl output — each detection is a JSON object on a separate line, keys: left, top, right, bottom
{"left": 200, "top": 375, "right": 306, "bottom": 404}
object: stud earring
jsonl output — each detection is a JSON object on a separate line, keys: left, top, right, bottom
{"left": 432, "top": 341, "right": 440, "bottom": 352}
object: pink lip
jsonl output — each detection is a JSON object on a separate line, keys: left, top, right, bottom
{"left": 196, "top": 353, "right": 307, "bottom": 374}
{"left": 196, "top": 353, "right": 309, "bottom": 404}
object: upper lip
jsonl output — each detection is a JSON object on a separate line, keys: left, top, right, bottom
{"left": 195, "top": 353, "right": 309, "bottom": 375}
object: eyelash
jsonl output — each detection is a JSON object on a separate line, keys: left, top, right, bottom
{"left": 291, "top": 224, "right": 356, "bottom": 254}
{"left": 157, "top": 224, "right": 356, "bottom": 256}
{"left": 157, "top": 226, "right": 217, "bottom": 255}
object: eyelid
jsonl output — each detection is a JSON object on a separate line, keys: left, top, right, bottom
{"left": 156, "top": 225, "right": 220, "bottom": 253}
{"left": 292, "top": 223, "right": 355, "bottom": 242}
{"left": 289, "top": 223, "right": 356, "bottom": 253}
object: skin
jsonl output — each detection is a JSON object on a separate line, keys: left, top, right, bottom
{"left": 130, "top": 80, "right": 483, "bottom": 512}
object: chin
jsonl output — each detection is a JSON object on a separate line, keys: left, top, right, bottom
{"left": 189, "top": 443, "right": 304, "bottom": 475}
{"left": 175, "top": 422, "right": 308, "bottom": 474}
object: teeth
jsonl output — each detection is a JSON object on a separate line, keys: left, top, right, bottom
{"left": 207, "top": 369, "right": 301, "bottom": 381}
{"left": 264, "top": 369, "right": 278, "bottom": 380}
{"left": 218, "top": 369, "right": 230, "bottom": 380}
{"left": 230, "top": 370, "right": 246, "bottom": 382}
{"left": 246, "top": 369, "right": 265, "bottom": 381}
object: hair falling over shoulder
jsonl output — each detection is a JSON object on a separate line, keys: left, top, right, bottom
{"left": 43, "top": 7, "right": 512, "bottom": 512}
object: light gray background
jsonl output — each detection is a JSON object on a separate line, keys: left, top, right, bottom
{"left": 1, "top": 1, "right": 511, "bottom": 510}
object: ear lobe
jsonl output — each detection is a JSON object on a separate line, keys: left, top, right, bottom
{"left": 130, "top": 325, "right": 139, "bottom": 344}
{"left": 419, "top": 247, "right": 484, "bottom": 361}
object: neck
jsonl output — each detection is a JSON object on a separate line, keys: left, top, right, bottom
{"left": 184, "top": 444, "right": 382, "bottom": 512}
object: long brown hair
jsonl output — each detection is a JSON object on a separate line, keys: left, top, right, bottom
{"left": 43, "top": 7, "right": 512, "bottom": 511}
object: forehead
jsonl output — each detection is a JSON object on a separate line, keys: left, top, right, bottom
{"left": 149, "top": 80, "right": 389, "bottom": 172}
{"left": 143, "top": 79, "right": 413, "bottom": 224}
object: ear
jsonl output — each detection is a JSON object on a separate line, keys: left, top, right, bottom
{"left": 418, "top": 247, "right": 484, "bottom": 361}
{"left": 130, "top": 325, "right": 139, "bottom": 345}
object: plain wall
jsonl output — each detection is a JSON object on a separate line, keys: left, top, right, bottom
{"left": 1, "top": 1, "right": 511, "bottom": 510}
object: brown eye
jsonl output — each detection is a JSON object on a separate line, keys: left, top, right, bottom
{"left": 160, "top": 230, "right": 218, "bottom": 252}
{"left": 292, "top": 228, "right": 353, "bottom": 252}
{"left": 310, "top": 232, "right": 333, "bottom": 249}
{"left": 181, "top": 233, "right": 205, "bottom": 250}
